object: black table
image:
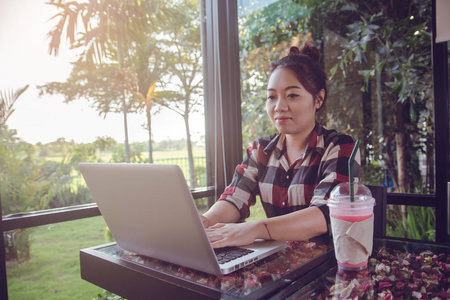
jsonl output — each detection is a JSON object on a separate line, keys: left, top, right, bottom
{"left": 80, "top": 237, "right": 449, "bottom": 299}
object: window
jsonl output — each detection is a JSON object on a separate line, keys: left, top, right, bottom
{"left": 1, "top": 0, "right": 212, "bottom": 298}
{"left": 1, "top": 0, "right": 207, "bottom": 217}
{"left": 238, "top": 0, "right": 434, "bottom": 194}
{"left": 237, "top": 0, "right": 446, "bottom": 241}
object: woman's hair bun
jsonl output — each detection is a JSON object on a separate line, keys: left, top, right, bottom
{"left": 288, "top": 40, "right": 320, "bottom": 64}
{"left": 288, "top": 46, "right": 300, "bottom": 56}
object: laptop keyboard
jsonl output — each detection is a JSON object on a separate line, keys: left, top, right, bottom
{"left": 214, "top": 247, "right": 254, "bottom": 264}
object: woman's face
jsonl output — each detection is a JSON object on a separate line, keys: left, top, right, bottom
{"left": 266, "top": 67, "right": 322, "bottom": 137}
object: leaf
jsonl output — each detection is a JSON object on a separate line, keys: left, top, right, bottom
{"left": 375, "top": 60, "right": 385, "bottom": 75}
{"left": 0, "top": 85, "right": 29, "bottom": 127}
{"left": 353, "top": 46, "right": 367, "bottom": 64}
{"left": 358, "top": 69, "right": 375, "bottom": 82}
{"left": 329, "top": 64, "right": 339, "bottom": 79}
{"left": 146, "top": 81, "right": 157, "bottom": 99}
{"left": 366, "top": 24, "right": 380, "bottom": 30}
{"left": 341, "top": 4, "right": 357, "bottom": 11}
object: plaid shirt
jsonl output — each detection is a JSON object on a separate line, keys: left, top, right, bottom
{"left": 218, "top": 122, "right": 361, "bottom": 231}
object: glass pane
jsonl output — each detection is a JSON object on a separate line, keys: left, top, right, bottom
{"left": 6, "top": 216, "right": 108, "bottom": 299}
{"left": 386, "top": 205, "right": 435, "bottom": 241}
{"left": 1, "top": 0, "right": 205, "bottom": 216}
{"left": 448, "top": 42, "right": 450, "bottom": 181}
{"left": 238, "top": 0, "right": 434, "bottom": 194}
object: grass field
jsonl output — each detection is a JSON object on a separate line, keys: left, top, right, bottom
{"left": 7, "top": 217, "right": 108, "bottom": 299}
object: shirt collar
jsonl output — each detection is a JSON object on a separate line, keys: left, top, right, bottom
{"left": 263, "top": 122, "right": 322, "bottom": 159}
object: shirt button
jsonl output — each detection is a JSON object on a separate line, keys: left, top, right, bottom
{"left": 286, "top": 175, "right": 290, "bottom": 179}
{"left": 282, "top": 202, "right": 285, "bottom": 206}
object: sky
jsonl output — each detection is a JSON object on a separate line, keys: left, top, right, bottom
{"left": 0, "top": 0, "right": 205, "bottom": 145}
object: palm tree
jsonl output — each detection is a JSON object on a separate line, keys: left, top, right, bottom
{"left": 134, "top": 82, "right": 159, "bottom": 163}
{"left": 0, "top": 85, "right": 29, "bottom": 129}
{"left": 46, "top": 0, "right": 179, "bottom": 163}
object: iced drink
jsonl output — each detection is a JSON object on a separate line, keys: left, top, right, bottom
{"left": 327, "top": 182, "right": 375, "bottom": 271}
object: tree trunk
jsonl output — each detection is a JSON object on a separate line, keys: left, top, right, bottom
{"left": 184, "top": 114, "right": 196, "bottom": 188}
{"left": 394, "top": 100, "right": 409, "bottom": 235}
{"left": 147, "top": 107, "right": 153, "bottom": 163}
{"left": 121, "top": 89, "right": 131, "bottom": 163}
{"left": 117, "top": 23, "right": 131, "bottom": 163}
{"left": 394, "top": 101, "right": 410, "bottom": 193}
{"left": 385, "top": 134, "right": 399, "bottom": 190}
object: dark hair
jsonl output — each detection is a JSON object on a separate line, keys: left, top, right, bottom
{"left": 270, "top": 40, "right": 327, "bottom": 110}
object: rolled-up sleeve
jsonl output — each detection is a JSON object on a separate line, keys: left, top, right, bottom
{"left": 218, "top": 141, "right": 260, "bottom": 221}
{"left": 310, "top": 135, "right": 361, "bottom": 234}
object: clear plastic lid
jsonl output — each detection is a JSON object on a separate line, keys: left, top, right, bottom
{"left": 329, "top": 182, "right": 373, "bottom": 202}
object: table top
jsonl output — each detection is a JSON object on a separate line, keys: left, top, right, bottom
{"left": 80, "top": 237, "right": 450, "bottom": 299}
{"left": 90, "top": 236, "right": 334, "bottom": 298}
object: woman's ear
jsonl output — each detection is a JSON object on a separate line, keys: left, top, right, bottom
{"left": 315, "top": 89, "right": 325, "bottom": 109}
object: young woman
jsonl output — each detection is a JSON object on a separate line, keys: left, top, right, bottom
{"left": 202, "top": 41, "right": 361, "bottom": 248}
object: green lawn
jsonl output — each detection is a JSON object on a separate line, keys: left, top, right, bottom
{"left": 248, "top": 198, "right": 266, "bottom": 221}
{"left": 7, "top": 216, "right": 108, "bottom": 300}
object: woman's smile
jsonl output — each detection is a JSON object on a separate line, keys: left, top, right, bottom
{"left": 275, "top": 115, "right": 292, "bottom": 123}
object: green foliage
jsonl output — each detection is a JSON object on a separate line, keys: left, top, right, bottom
{"left": 4, "top": 229, "right": 31, "bottom": 262}
{"left": 104, "top": 227, "right": 114, "bottom": 243}
{"left": 39, "top": 159, "right": 92, "bottom": 208}
{"left": 386, "top": 206, "right": 435, "bottom": 241}
{"left": 37, "top": 138, "right": 75, "bottom": 158}
{"left": 239, "top": 1, "right": 310, "bottom": 146}
{"left": 110, "top": 142, "right": 146, "bottom": 163}
{"left": 239, "top": 1, "right": 311, "bottom": 52}
{"left": 0, "top": 128, "right": 48, "bottom": 214}
{"left": 238, "top": 0, "right": 435, "bottom": 240}
{"left": 0, "top": 85, "right": 29, "bottom": 127}
{"left": 360, "top": 160, "right": 384, "bottom": 186}
{"left": 38, "top": 61, "right": 127, "bottom": 115}
{"left": 324, "top": 0, "right": 433, "bottom": 193}
{"left": 93, "top": 136, "right": 118, "bottom": 162}
{"left": 93, "top": 290, "right": 124, "bottom": 300}
{"left": 0, "top": 128, "right": 99, "bottom": 262}
{"left": 153, "top": 138, "right": 188, "bottom": 151}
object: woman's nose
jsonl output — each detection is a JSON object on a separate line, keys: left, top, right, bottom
{"left": 274, "top": 97, "right": 288, "bottom": 112}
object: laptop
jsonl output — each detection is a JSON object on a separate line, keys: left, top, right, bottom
{"left": 79, "top": 163, "right": 286, "bottom": 276}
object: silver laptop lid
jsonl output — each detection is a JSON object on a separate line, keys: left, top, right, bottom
{"left": 79, "top": 163, "right": 222, "bottom": 275}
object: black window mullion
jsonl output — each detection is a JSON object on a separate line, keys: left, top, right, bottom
{"left": 0, "top": 195, "right": 8, "bottom": 300}
{"left": 431, "top": 0, "right": 449, "bottom": 243}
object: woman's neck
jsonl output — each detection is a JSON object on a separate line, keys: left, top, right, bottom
{"left": 284, "top": 132, "right": 311, "bottom": 164}
{"left": 285, "top": 134, "right": 308, "bottom": 150}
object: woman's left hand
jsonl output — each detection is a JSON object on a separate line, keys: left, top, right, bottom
{"left": 205, "top": 221, "right": 263, "bottom": 248}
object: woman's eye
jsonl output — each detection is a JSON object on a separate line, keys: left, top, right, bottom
{"left": 267, "top": 95, "right": 275, "bottom": 100}
{"left": 288, "top": 94, "right": 299, "bottom": 98}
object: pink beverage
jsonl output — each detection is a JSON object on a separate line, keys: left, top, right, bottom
{"left": 330, "top": 214, "right": 373, "bottom": 223}
{"left": 327, "top": 183, "right": 375, "bottom": 272}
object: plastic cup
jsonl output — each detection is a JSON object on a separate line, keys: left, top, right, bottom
{"left": 327, "top": 182, "right": 375, "bottom": 271}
